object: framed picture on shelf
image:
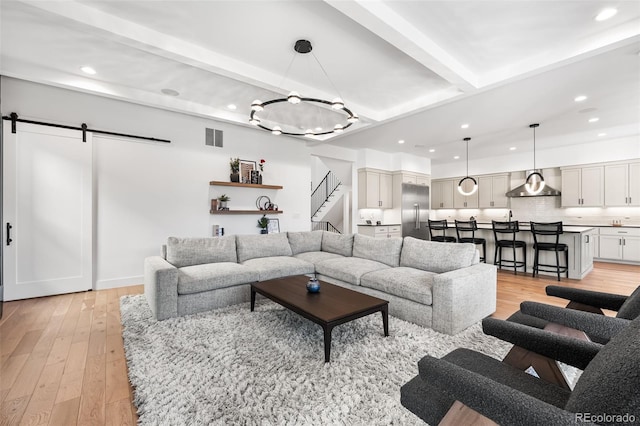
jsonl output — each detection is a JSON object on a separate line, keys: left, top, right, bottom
{"left": 239, "top": 159, "right": 256, "bottom": 184}
{"left": 267, "top": 218, "right": 280, "bottom": 234}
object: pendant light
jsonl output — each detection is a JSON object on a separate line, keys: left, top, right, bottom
{"left": 457, "top": 137, "right": 478, "bottom": 196}
{"left": 524, "top": 123, "right": 546, "bottom": 195}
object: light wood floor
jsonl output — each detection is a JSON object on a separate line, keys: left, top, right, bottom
{"left": 1, "top": 262, "right": 638, "bottom": 425}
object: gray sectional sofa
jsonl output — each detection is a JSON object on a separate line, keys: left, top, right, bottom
{"left": 144, "top": 231, "right": 497, "bottom": 335}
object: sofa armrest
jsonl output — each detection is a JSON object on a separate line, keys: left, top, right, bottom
{"left": 144, "top": 256, "right": 179, "bottom": 320}
{"left": 432, "top": 263, "right": 497, "bottom": 335}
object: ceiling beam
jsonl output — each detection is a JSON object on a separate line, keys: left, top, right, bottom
{"left": 325, "top": 0, "right": 479, "bottom": 92}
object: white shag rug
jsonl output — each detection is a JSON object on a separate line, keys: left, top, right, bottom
{"left": 120, "top": 295, "right": 514, "bottom": 425}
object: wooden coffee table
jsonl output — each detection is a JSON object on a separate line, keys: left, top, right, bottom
{"left": 251, "top": 275, "right": 389, "bottom": 362}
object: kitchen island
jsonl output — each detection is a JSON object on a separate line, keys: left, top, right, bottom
{"left": 444, "top": 222, "right": 597, "bottom": 280}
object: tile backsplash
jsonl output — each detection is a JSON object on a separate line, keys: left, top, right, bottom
{"left": 433, "top": 196, "right": 640, "bottom": 227}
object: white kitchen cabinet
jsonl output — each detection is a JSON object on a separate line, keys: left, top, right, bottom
{"left": 357, "top": 225, "right": 402, "bottom": 238}
{"left": 431, "top": 179, "right": 454, "bottom": 209}
{"left": 604, "top": 161, "right": 640, "bottom": 207}
{"left": 597, "top": 227, "right": 640, "bottom": 263}
{"left": 358, "top": 169, "right": 393, "bottom": 209}
{"left": 580, "top": 229, "right": 597, "bottom": 275}
{"left": 453, "top": 177, "right": 479, "bottom": 208}
{"left": 561, "top": 166, "right": 604, "bottom": 207}
{"left": 478, "top": 174, "right": 509, "bottom": 208}
{"left": 400, "top": 172, "right": 429, "bottom": 186}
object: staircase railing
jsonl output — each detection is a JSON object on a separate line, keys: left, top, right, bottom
{"left": 311, "top": 221, "right": 341, "bottom": 234}
{"left": 311, "top": 171, "right": 341, "bottom": 218}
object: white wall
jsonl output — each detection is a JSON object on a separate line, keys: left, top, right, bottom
{"left": 2, "top": 77, "right": 311, "bottom": 289}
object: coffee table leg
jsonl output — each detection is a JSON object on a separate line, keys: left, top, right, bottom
{"left": 382, "top": 305, "right": 389, "bottom": 337}
{"left": 250, "top": 288, "right": 256, "bottom": 312}
{"left": 323, "top": 325, "right": 333, "bottom": 363}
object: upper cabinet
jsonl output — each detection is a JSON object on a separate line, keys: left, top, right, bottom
{"left": 604, "top": 161, "right": 640, "bottom": 207}
{"left": 400, "top": 172, "right": 430, "bottom": 186}
{"left": 561, "top": 165, "right": 604, "bottom": 207}
{"left": 478, "top": 174, "right": 509, "bottom": 208}
{"left": 358, "top": 169, "right": 393, "bottom": 209}
{"left": 431, "top": 179, "right": 455, "bottom": 209}
{"left": 453, "top": 177, "right": 479, "bottom": 209}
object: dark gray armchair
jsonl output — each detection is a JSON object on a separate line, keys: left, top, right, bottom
{"left": 508, "top": 285, "right": 640, "bottom": 343}
{"left": 400, "top": 315, "right": 640, "bottom": 425}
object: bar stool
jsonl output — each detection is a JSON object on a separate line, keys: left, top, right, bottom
{"left": 455, "top": 220, "right": 486, "bottom": 262}
{"left": 428, "top": 219, "right": 457, "bottom": 243}
{"left": 530, "top": 221, "right": 569, "bottom": 281}
{"left": 492, "top": 220, "right": 526, "bottom": 274}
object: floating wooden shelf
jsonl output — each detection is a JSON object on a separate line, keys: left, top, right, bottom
{"left": 209, "top": 181, "right": 283, "bottom": 190}
{"left": 210, "top": 210, "right": 283, "bottom": 215}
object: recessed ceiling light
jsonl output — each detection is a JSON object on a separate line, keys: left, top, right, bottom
{"left": 429, "top": 149, "right": 435, "bottom": 153}
{"left": 588, "top": 117, "right": 600, "bottom": 123}
{"left": 574, "top": 95, "right": 588, "bottom": 102}
{"left": 315, "top": 127, "right": 323, "bottom": 131}
{"left": 460, "top": 124, "right": 469, "bottom": 129}
{"left": 598, "top": 132, "right": 607, "bottom": 137}
{"left": 595, "top": 8, "right": 617, "bottom": 21}
{"left": 398, "top": 140, "right": 405, "bottom": 144}
{"left": 453, "top": 155, "right": 460, "bottom": 160}
{"left": 161, "top": 88, "right": 180, "bottom": 96}
{"left": 227, "top": 104, "right": 237, "bottom": 110}
{"left": 80, "top": 66, "right": 96, "bottom": 75}
{"left": 509, "top": 147, "right": 517, "bottom": 151}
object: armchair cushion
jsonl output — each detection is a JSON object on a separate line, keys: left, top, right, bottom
{"left": 545, "top": 285, "right": 629, "bottom": 311}
{"left": 616, "top": 285, "right": 640, "bottom": 320}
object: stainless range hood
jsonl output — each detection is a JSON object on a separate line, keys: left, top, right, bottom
{"left": 506, "top": 169, "right": 561, "bottom": 197}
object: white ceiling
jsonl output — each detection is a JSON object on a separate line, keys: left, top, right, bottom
{"left": 1, "top": 0, "right": 639, "bottom": 165}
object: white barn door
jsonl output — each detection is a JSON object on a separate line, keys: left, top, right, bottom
{"left": 3, "top": 123, "right": 92, "bottom": 300}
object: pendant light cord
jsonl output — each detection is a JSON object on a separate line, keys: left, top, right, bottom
{"left": 466, "top": 139, "right": 469, "bottom": 176}
{"left": 533, "top": 125, "right": 536, "bottom": 170}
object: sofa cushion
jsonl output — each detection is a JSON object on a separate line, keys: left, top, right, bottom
{"left": 322, "top": 232, "right": 354, "bottom": 257}
{"left": 236, "top": 233, "right": 293, "bottom": 263}
{"left": 241, "top": 256, "right": 314, "bottom": 281}
{"left": 353, "top": 234, "right": 403, "bottom": 267}
{"left": 287, "top": 231, "right": 323, "bottom": 255}
{"left": 177, "top": 262, "right": 257, "bottom": 295}
{"left": 315, "top": 257, "right": 389, "bottom": 285}
{"left": 360, "top": 267, "right": 435, "bottom": 305}
{"left": 166, "top": 236, "right": 237, "bottom": 268}
{"left": 400, "top": 237, "right": 476, "bottom": 273}
{"left": 294, "top": 251, "right": 344, "bottom": 266}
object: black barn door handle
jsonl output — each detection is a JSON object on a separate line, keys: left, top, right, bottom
{"left": 6, "top": 223, "right": 12, "bottom": 246}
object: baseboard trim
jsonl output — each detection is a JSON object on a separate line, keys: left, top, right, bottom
{"left": 95, "top": 276, "right": 144, "bottom": 290}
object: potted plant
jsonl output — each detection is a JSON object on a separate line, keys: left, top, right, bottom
{"left": 218, "top": 194, "right": 230, "bottom": 210}
{"left": 257, "top": 215, "right": 269, "bottom": 234}
{"left": 229, "top": 158, "right": 240, "bottom": 182}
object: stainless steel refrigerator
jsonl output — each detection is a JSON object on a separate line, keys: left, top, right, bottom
{"left": 401, "top": 183, "right": 430, "bottom": 239}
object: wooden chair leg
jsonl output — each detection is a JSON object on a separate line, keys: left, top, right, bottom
{"left": 439, "top": 401, "right": 497, "bottom": 426}
{"left": 502, "top": 345, "right": 571, "bottom": 390}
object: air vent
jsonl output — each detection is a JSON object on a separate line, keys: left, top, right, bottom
{"left": 205, "top": 128, "right": 223, "bottom": 147}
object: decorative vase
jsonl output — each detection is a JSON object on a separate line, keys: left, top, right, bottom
{"left": 260, "top": 229, "right": 268, "bottom": 234}
{"left": 258, "top": 173, "right": 263, "bottom": 185}
{"left": 219, "top": 201, "right": 227, "bottom": 209}
{"left": 306, "top": 278, "right": 320, "bottom": 293}
{"left": 230, "top": 173, "right": 240, "bottom": 183}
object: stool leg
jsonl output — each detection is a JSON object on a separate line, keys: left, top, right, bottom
{"left": 555, "top": 250, "right": 560, "bottom": 281}
{"left": 494, "top": 245, "right": 499, "bottom": 266}
{"left": 523, "top": 245, "right": 526, "bottom": 274}
{"left": 482, "top": 241, "right": 486, "bottom": 263}
{"left": 533, "top": 248, "right": 538, "bottom": 277}
{"left": 512, "top": 245, "right": 517, "bottom": 274}
{"left": 565, "top": 249, "right": 569, "bottom": 278}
